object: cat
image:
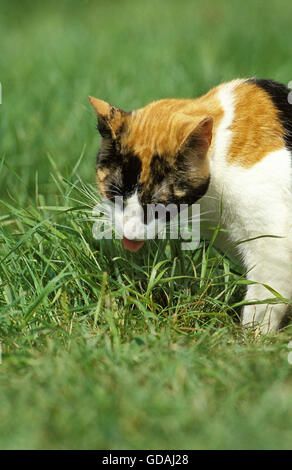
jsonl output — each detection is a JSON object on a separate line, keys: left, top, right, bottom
{"left": 89, "top": 78, "right": 292, "bottom": 334}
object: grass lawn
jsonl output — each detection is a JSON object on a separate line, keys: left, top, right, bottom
{"left": 1, "top": 0, "right": 292, "bottom": 450}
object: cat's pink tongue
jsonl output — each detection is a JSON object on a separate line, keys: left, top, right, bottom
{"left": 122, "top": 237, "right": 144, "bottom": 252}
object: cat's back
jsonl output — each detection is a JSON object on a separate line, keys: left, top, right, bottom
{"left": 200, "top": 79, "right": 292, "bottom": 251}
{"left": 202, "top": 78, "right": 292, "bottom": 232}
{"left": 212, "top": 77, "right": 292, "bottom": 167}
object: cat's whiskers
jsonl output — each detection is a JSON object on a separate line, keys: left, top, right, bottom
{"left": 74, "top": 176, "right": 101, "bottom": 205}
{"left": 107, "top": 183, "right": 122, "bottom": 196}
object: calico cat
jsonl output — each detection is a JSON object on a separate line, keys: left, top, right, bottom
{"left": 89, "top": 78, "right": 292, "bottom": 334}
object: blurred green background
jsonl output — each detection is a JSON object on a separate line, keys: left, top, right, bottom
{"left": 1, "top": 0, "right": 292, "bottom": 451}
{"left": 1, "top": 0, "right": 292, "bottom": 202}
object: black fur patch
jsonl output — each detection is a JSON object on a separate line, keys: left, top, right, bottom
{"left": 141, "top": 176, "right": 210, "bottom": 224}
{"left": 121, "top": 153, "right": 142, "bottom": 197}
{"left": 139, "top": 154, "right": 172, "bottom": 206}
{"left": 97, "top": 139, "right": 142, "bottom": 199}
{"left": 149, "top": 154, "right": 172, "bottom": 186}
{"left": 140, "top": 151, "right": 210, "bottom": 216}
{"left": 97, "top": 139, "right": 121, "bottom": 168}
{"left": 247, "top": 78, "right": 292, "bottom": 152}
{"left": 97, "top": 118, "right": 111, "bottom": 138}
{"left": 171, "top": 177, "right": 210, "bottom": 206}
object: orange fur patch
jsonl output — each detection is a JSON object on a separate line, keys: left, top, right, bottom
{"left": 228, "top": 82, "right": 285, "bottom": 167}
{"left": 120, "top": 86, "right": 224, "bottom": 182}
{"left": 97, "top": 168, "right": 110, "bottom": 183}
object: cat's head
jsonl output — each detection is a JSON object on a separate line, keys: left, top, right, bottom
{"left": 89, "top": 96, "right": 213, "bottom": 251}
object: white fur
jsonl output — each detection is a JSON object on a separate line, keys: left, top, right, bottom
{"left": 200, "top": 80, "right": 292, "bottom": 333}
{"left": 122, "top": 192, "right": 145, "bottom": 240}
{"left": 109, "top": 192, "right": 177, "bottom": 241}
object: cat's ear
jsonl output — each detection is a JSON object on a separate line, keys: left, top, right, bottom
{"left": 88, "top": 96, "right": 127, "bottom": 139}
{"left": 180, "top": 116, "right": 214, "bottom": 157}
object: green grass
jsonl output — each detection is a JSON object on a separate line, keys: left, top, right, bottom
{"left": 1, "top": 0, "right": 292, "bottom": 450}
